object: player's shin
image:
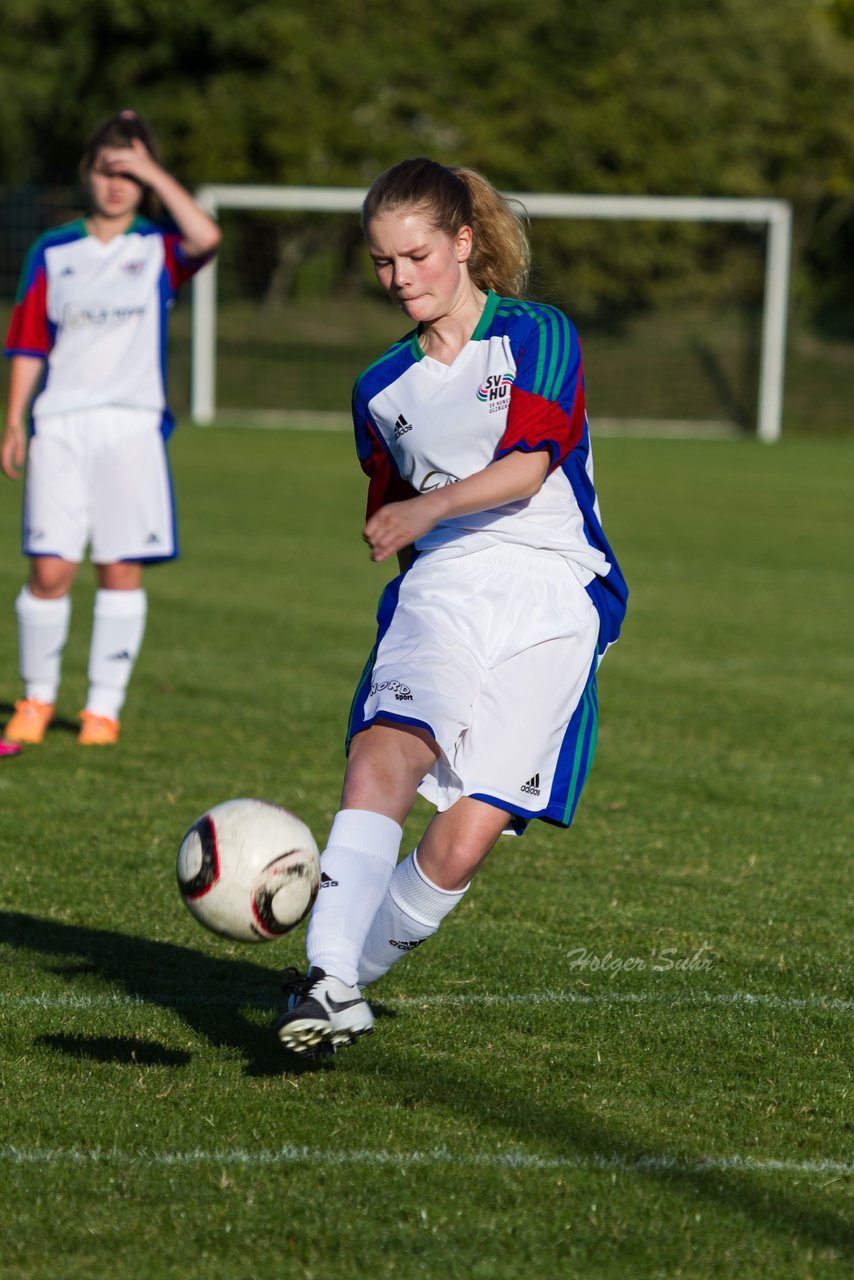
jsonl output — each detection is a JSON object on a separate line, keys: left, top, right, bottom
{"left": 84, "top": 588, "right": 147, "bottom": 720}
{"left": 306, "top": 809, "right": 403, "bottom": 988}
{"left": 357, "top": 849, "right": 469, "bottom": 986}
{"left": 16, "top": 586, "right": 71, "bottom": 703}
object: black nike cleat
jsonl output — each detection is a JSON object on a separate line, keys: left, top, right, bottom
{"left": 274, "top": 966, "right": 374, "bottom": 1054}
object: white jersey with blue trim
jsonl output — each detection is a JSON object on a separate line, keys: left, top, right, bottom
{"left": 352, "top": 290, "right": 628, "bottom": 650}
{"left": 4, "top": 217, "right": 208, "bottom": 430}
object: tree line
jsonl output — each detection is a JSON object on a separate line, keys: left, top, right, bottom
{"left": 1, "top": 0, "right": 853, "bottom": 332}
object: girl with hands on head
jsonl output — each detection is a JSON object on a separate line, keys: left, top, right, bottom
{"left": 2, "top": 110, "right": 220, "bottom": 747}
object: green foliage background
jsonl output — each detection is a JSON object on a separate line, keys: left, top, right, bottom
{"left": 1, "top": 0, "right": 854, "bottom": 334}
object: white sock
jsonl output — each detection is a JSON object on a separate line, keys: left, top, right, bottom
{"left": 306, "top": 809, "right": 403, "bottom": 988}
{"left": 84, "top": 588, "right": 147, "bottom": 720}
{"left": 357, "top": 849, "right": 469, "bottom": 987}
{"left": 16, "top": 587, "right": 71, "bottom": 704}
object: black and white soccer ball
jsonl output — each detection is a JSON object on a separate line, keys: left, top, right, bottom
{"left": 177, "top": 798, "right": 321, "bottom": 943}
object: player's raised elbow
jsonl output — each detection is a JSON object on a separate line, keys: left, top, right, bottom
{"left": 198, "top": 222, "right": 223, "bottom": 255}
{"left": 186, "top": 222, "right": 222, "bottom": 260}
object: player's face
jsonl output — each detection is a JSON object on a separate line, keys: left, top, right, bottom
{"left": 87, "top": 149, "right": 144, "bottom": 221}
{"left": 367, "top": 210, "right": 473, "bottom": 324}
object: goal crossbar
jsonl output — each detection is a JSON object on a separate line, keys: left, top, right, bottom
{"left": 191, "top": 187, "right": 792, "bottom": 442}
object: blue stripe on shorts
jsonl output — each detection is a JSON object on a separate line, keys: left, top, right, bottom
{"left": 346, "top": 570, "right": 407, "bottom": 750}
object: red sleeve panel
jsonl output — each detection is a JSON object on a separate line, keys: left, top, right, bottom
{"left": 360, "top": 422, "right": 417, "bottom": 521}
{"left": 495, "top": 365, "right": 587, "bottom": 473}
{"left": 4, "top": 266, "right": 51, "bottom": 357}
{"left": 163, "top": 233, "right": 216, "bottom": 290}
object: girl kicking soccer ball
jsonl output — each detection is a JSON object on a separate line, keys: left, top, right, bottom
{"left": 275, "top": 157, "right": 628, "bottom": 1054}
{"left": 2, "top": 110, "right": 220, "bottom": 746}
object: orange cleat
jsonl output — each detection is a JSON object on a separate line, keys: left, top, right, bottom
{"left": 78, "top": 711, "right": 120, "bottom": 746}
{"left": 5, "top": 698, "right": 54, "bottom": 744}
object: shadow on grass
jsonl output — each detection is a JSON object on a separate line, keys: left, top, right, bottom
{"left": 0, "top": 911, "right": 332, "bottom": 1078}
{"left": 0, "top": 700, "right": 78, "bottom": 738}
{"left": 377, "top": 1045, "right": 851, "bottom": 1257}
{"left": 5, "top": 913, "right": 845, "bottom": 1253}
{"left": 35, "top": 1033, "right": 192, "bottom": 1068}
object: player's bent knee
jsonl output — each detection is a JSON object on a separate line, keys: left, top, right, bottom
{"left": 349, "top": 720, "right": 439, "bottom": 777}
{"left": 29, "top": 556, "right": 78, "bottom": 598}
{"left": 95, "top": 561, "right": 143, "bottom": 591}
{"left": 417, "top": 833, "right": 491, "bottom": 892}
{"left": 343, "top": 724, "right": 437, "bottom": 821}
{"left": 418, "top": 798, "right": 509, "bottom": 890}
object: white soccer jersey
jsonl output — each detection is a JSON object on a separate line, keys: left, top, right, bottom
{"left": 352, "top": 291, "right": 628, "bottom": 652}
{"left": 4, "top": 217, "right": 211, "bottom": 432}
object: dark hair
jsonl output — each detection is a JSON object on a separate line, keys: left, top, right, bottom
{"left": 361, "top": 157, "right": 531, "bottom": 298}
{"left": 80, "top": 110, "right": 163, "bottom": 222}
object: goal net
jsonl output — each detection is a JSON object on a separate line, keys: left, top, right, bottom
{"left": 191, "top": 187, "right": 792, "bottom": 442}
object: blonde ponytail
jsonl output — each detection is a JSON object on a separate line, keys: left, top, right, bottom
{"left": 453, "top": 168, "right": 530, "bottom": 298}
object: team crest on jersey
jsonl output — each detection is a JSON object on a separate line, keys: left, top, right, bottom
{"left": 476, "top": 372, "right": 515, "bottom": 411}
{"left": 122, "top": 259, "right": 146, "bottom": 275}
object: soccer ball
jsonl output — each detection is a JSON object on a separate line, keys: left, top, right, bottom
{"left": 177, "top": 798, "right": 320, "bottom": 943}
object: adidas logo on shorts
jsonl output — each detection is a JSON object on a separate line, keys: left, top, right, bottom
{"left": 389, "top": 938, "right": 423, "bottom": 952}
{"left": 521, "top": 773, "right": 541, "bottom": 796}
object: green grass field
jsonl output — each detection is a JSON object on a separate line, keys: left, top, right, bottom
{"left": 0, "top": 426, "right": 851, "bottom": 1279}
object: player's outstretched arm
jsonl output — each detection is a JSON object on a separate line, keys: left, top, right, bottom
{"left": 2, "top": 356, "right": 43, "bottom": 480}
{"left": 99, "top": 139, "right": 221, "bottom": 259}
{"left": 364, "top": 448, "right": 549, "bottom": 563}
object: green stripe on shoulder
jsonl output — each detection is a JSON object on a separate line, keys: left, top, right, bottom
{"left": 353, "top": 334, "right": 417, "bottom": 392}
{"left": 15, "top": 220, "right": 86, "bottom": 300}
{"left": 39, "top": 218, "right": 87, "bottom": 245}
{"left": 500, "top": 299, "right": 572, "bottom": 400}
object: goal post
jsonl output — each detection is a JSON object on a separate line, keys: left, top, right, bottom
{"left": 191, "top": 186, "right": 792, "bottom": 443}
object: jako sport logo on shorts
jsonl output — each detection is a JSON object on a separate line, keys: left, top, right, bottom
{"left": 370, "top": 679, "right": 414, "bottom": 702}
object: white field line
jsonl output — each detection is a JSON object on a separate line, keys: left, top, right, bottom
{"left": 1, "top": 990, "right": 851, "bottom": 1012}
{"left": 0, "top": 1144, "right": 849, "bottom": 1178}
{"left": 402, "top": 991, "right": 854, "bottom": 1012}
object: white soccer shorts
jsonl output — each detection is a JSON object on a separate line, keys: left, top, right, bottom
{"left": 23, "top": 407, "right": 177, "bottom": 564}
{"left": 348, "top": 544, "right": 602, "bottom": 833}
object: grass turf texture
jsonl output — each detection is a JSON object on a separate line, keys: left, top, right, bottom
{"left": 0, "top": 426, "right": 851, "bottom": 1280}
